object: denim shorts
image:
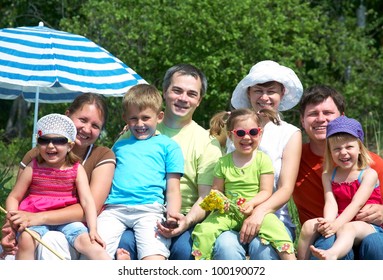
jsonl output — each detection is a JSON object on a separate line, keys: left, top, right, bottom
{"left": 21, "top": 222, "right": 88, "bottom": 247}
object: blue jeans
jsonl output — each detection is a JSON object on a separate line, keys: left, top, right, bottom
{"left": 310, "top": 231, "right": 383, "bottom": 260}
{"left": 118, "top": 227, "right": 195, "bottom": 260}
{"left": 213, "top": 226, "right": 295, "bottom": 260}
{"left": 358, "top": 232, "right": 383, "bottom": 259}
{"left": 310, "top": 235, "right": 353, "bottom": 260}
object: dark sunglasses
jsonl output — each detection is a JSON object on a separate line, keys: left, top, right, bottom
{"left": 231, "top": 128, "right": 261, "bottom": 138}
{"left": 37, "top": 137, "right": 69, "bottom": 146}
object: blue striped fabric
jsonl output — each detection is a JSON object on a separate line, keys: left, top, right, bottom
{"left": 0, "top": 23, "right": 147, "bottom": 103}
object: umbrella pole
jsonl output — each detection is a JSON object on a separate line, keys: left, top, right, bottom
{"left": 0, "top": 205, "right": 66, "bottom": 260}
{"left": 31, "top": 87, "right": 40, "bottom": 148}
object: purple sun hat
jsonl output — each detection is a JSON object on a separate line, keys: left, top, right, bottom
{"left": 326, "top": 116, "right": 364, "bottom": 142}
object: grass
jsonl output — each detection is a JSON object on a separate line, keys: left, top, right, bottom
{"left": 0, "top": 165, "right": 17, "bottom": 240}
{"left": 363, "top": 111, "right": 383, "bottom": 157}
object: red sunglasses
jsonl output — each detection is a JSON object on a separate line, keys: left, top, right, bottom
{"left": 231, "top": 128, "right": 261, "bottom": 138}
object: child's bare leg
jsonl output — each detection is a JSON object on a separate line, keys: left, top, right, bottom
{"left": 310, "top": 221, "right": 376, "bottom": 260}
{"left": 74, "top": 233, "right": 113, "bottom": 260}
{"left": 297, "top": 219, "right": 319, "bottom": 260}
{"left": 16, "top": 231, "right": 38, "bottom": 260}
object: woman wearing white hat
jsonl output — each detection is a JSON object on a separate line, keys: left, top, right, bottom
{"left": 213, "top": 60, "right": 303, "bottom": 260}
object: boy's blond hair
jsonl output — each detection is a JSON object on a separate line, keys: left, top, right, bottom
{"left": 122, "top": 84, "right": 163, "bottom": 114}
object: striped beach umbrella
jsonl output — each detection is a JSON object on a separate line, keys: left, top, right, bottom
{"left": 0, "top": 22, "right": 147, "bottom": 146}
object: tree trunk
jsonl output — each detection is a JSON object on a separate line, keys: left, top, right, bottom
{"left": 5, "top": 97, "right": 29, "bottom": 140}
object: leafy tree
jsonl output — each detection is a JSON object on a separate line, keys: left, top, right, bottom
{"left": 1, "top": 0, "right": 382, "bottom": 151}
{"left": 59, "top": 0, "right": 326, "bottom": 134}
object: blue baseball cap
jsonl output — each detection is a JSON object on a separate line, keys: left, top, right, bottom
{"left": 326, "top": 116, "right": 364, "bottom": 142}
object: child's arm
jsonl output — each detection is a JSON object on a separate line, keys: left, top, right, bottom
{"left": 75, "top": 164, "right": 104, "bottom": 247}
{"left": 322, "top": 172, "right": 338, "bottom": 221}
{"left": 5, "top": 164, "right": 33, "bottom": 231}
{"left": 241, "top": 173, "right": 274, "bottom": 215}
{"left": 211, "top": 177, "right": 228, "bottom": 210}
{"left": 6, "top": 165, "right": 33, "bottom": 213}
{"left": 317, "top": 172, "right": 341, "bottom": 237}
{"left": 165, "top": 173, "right": 182, "bottom": 226}
{"left": 211, "top": 177, "right": 225, "bottom": 193}
{"left": 334, "top": 168, "right": 378, "bottom": 229}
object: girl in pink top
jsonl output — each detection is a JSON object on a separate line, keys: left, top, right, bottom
{"left": 5, "top": 113, "right": 129, "bottom": 260}
{"left": 297, "top": 116, "right": 383, "bottom": 260}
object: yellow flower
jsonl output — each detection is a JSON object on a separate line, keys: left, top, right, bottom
{"left": 200, "top": 190, "right": 244, "bottom": 218}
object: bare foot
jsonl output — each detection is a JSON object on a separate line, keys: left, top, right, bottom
{"left": 309, "top": 245, "right": 336, "bottom": 260}
{"left": 116, "top": 248, "right": 131, "bottom": 260}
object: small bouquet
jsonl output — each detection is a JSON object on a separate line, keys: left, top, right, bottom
{"left": 200, "top": 190, "right": 246, "bottom": 220}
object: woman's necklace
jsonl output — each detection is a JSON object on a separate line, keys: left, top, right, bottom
{"left": 82, "top": 144, "right": 93, "bottom": 166}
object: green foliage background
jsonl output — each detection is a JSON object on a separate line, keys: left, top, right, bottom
{"left": 0, "top": 0, "right": 383, "bottom": 215}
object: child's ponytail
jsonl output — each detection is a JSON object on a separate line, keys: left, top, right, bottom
{"left": 209, "top": 111, "right": 231, "bottom": 150}
{"left": 257, "top": 108, "right": 280, "bottom": 127}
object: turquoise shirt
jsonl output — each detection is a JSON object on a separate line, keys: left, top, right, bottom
{"left": 106, "top": 134, "right": 184, "bottom": 205}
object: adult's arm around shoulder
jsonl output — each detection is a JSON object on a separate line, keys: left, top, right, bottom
{"left": 369, "top": 152, "right": 383, "bottom": 197}
{"left": 86, "top": 146, "right": 115, "bottom": 214}
{"left": 18, "top": 147, "right": 39, "bottom": 177}
{"left": 259, "top": 130, "right": 302, "bottom": 213}
{"left": 355, "top": 151, "right": 383, "bottom": 225}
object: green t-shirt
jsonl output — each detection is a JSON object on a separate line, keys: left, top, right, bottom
{"left": 215, "top": 151, "right": 274, "bottom": 201}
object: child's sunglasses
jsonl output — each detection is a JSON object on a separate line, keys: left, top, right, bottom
{"left": 231, "top": 128, "right": 261, "bottom": 138}
{"left": 37, "top": 136, "right": 69, "bottom": 146}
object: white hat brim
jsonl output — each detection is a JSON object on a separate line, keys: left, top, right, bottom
{"left": 231, "top": 60, "right": 303, "bottom": 111}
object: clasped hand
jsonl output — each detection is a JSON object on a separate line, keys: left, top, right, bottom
{"left": 156, "top": 212, "right": 187, "bottom": 238}
{"left": 316, "top": 218, "right": 338, "bottom": 238}
{"left": 6, "top": 210, "right": 37, "bottom": 231}
{"left": 1, "top": 210, "right": 40, "bottom": 255}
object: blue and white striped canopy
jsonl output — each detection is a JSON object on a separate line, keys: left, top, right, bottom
{"left": 0, "top": 22, "right": 147, "bottom": 103}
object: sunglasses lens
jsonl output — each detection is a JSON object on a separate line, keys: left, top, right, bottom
{"left": 37, "top": 137, "right": 50, "bottom": 145}
{"left": 37, "top": 137, "right": 68, "bottom": 145}
{"left": 249, "top": 128, "right": 259, "bottom": 136}
{"left": 53, "top": 138, "right": 69, "bottom": 145}
{"left": 235, "top": 130, "right": 246, "bottom": 137}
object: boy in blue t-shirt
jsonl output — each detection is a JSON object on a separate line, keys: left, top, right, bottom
{"left": 97, "top": 84, "right": 184, "bottom": 260}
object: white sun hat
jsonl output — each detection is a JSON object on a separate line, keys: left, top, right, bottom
{"left": 36, "top": 113, "right": 77, "bottom": 142}
{"left": 231, "top": 60, "right": 303, "bottom": 111}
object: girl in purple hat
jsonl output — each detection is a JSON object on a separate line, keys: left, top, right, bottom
{"left": 297, "top": 116, "right": 383, "bottom": 260}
